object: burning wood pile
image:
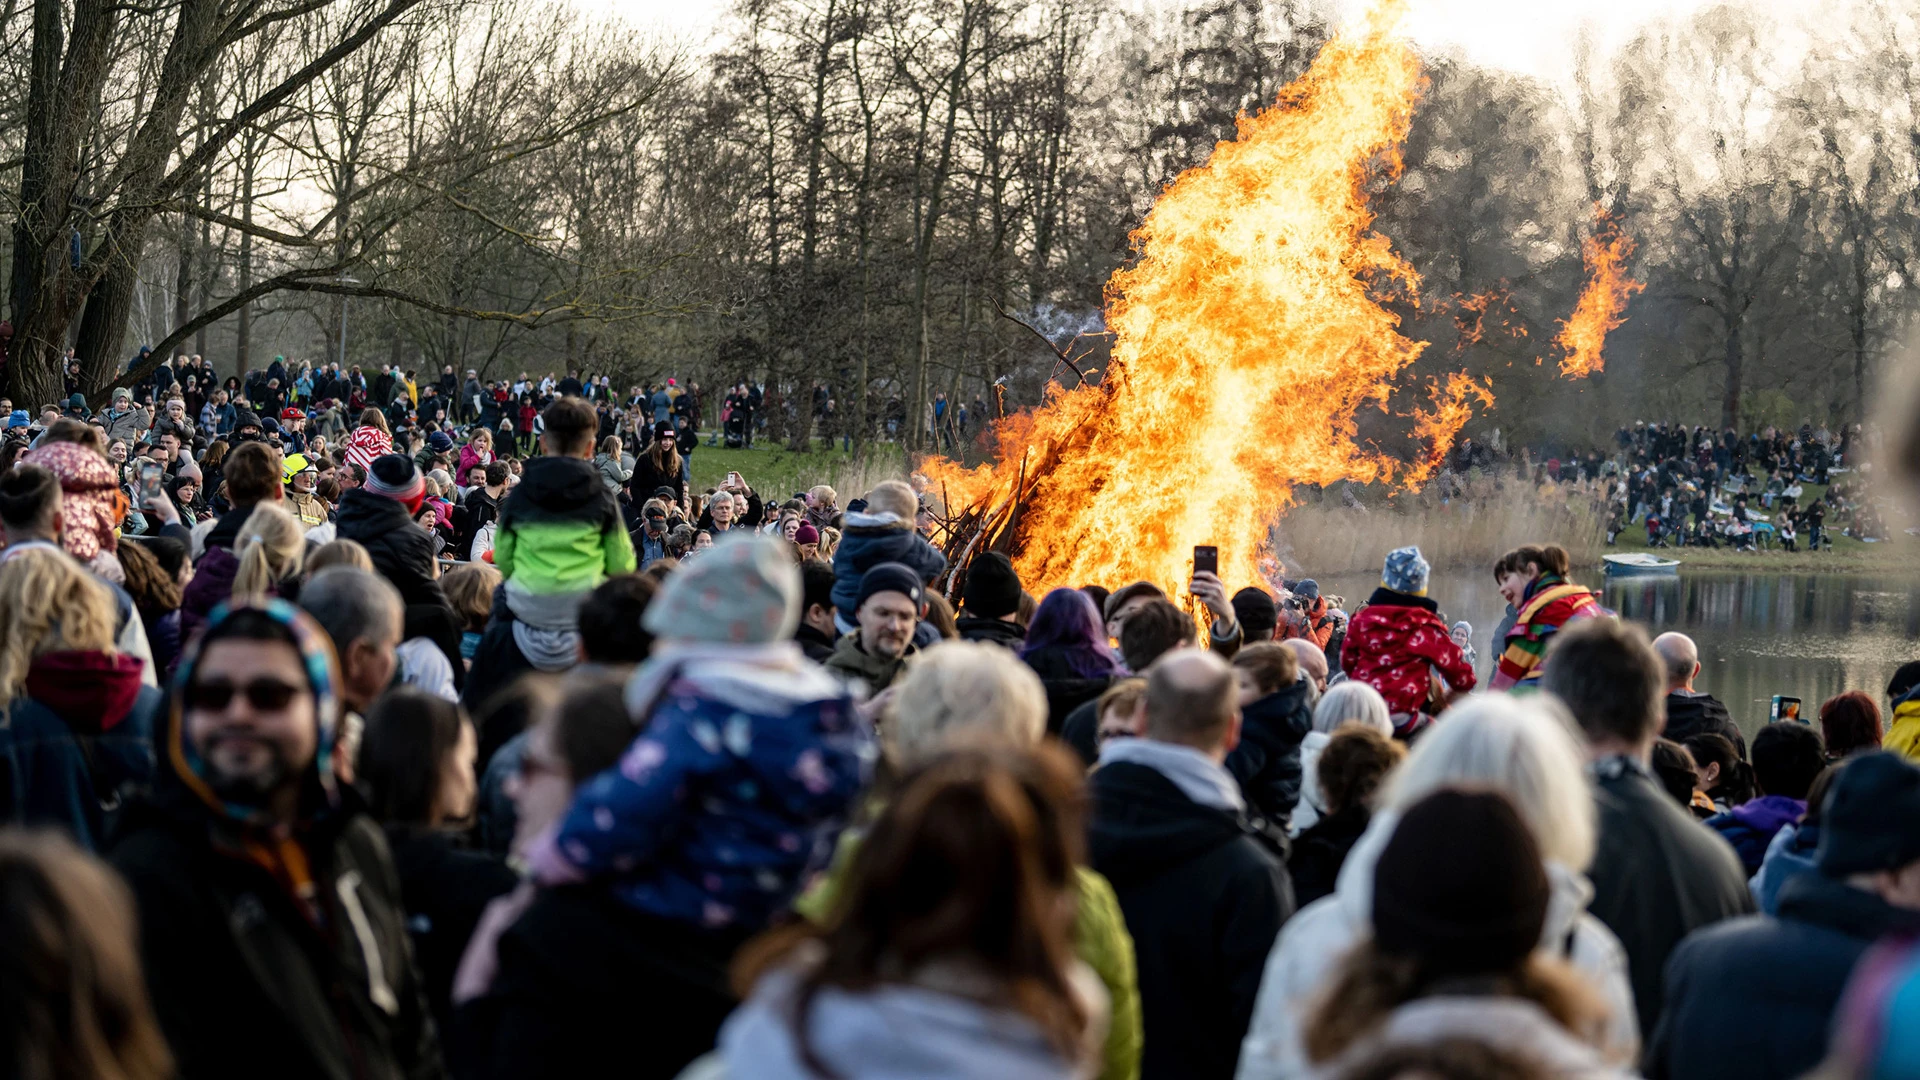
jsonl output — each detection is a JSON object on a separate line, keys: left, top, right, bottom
{"left": 919, "top": 0, "right": 1639, "bottom": 597}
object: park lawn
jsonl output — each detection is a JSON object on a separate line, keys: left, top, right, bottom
{"left": 1607, "top": 481, "right": 1920, "bottom": 573}
{"left": 683, "top": 435, "right": 909, "bottom": 500}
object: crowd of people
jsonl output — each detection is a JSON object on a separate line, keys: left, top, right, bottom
{"left": 1489, "top": 419, "right": 1894, "bottom": 551}
{"left": 0, "top": 358, "right": 1917, "bottom": 1080}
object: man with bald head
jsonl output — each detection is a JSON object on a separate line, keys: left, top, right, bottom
{"left": 1280, "top": 636, "right": 1329, "bottom": 695}
{"left": 1088, "top": 650, "right": 1294, "bottom": 1080}
{"left": 1654, "top": 631, "right": 1748, "bottom": 758}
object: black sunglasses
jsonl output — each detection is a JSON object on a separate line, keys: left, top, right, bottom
{"left": 185, "top": 677, "right": 303, "bottom": 712}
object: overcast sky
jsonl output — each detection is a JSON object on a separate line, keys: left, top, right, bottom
{"left": 570, "top": 0, "right": 1815, "bottom": 87}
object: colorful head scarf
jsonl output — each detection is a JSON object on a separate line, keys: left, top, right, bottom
{"left": 167, "top": 599, "right": 344, "bottom": 826}
{"left": 22, "top": 440, "right": 119, "bottom": 562}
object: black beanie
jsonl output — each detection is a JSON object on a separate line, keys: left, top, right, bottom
{"left": 1817, "top": 752, "right": 1920, "bottom": 876}
{"left": 963, "top": 552, "right": 1022, "bottom": 619}
{"left": 1232, "top": 587, "right": 1279, "bottom": 641}
{"left": 1372, "top": 790, "right": 1549, "bottom": 976}
{"left": 856, "top": 562, "right": 923, "bottom": 613}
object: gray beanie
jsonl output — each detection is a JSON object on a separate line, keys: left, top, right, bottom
{"left": 643, "top": 531, "right": 800, "bottom": 645}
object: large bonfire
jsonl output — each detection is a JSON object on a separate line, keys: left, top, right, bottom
{"left": 920, "top": 0, "right": 1627, "bottom": 595}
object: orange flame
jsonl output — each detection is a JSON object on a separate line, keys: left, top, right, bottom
{"left": 921, "top": 0, "right": 1487, "bottom": 593}
{"left": 1554, "top": 208, "right": 1645, "bottom": 378}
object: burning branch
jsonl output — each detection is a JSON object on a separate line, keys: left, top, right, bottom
{"left": 1553, "top": 207, "right": 1646, "bottom": 378}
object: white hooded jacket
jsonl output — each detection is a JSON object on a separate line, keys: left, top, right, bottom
{"left": 1234, "top": 810, "right": 1639, "bottom": 1080}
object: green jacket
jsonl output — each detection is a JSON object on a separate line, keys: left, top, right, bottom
{"left": 495, "top": 455, "right": 635, "bottom": 596}
{"left": 795, "top": 820, "right": 1144, "bottom": 1080}
{"left": 822, "top": 632, "right": 912, "bottom": 693}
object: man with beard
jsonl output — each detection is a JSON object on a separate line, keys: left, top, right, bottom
{"left": 110, "top": 600, "right": 439, "bottom": 1080}
{"left": 824, "top": 562, "right": 922, "bottom": 692}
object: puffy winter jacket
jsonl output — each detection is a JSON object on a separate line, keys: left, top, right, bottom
{"left": 1705, "top": 795, "right": 1805, "bottom": 876}
{"left": 830, "top": 513, "right": 948, "bottom": 625}
{"left": 1339, "top": 588, "right": 1475, "bottom": 731}
{"left": 1224, "top": 678, "right": 1312, "bottom": 828}
{"left": 531, "top": 655, "right": 874, "bottom": 933}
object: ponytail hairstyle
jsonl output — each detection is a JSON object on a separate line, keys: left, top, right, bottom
{"left": 1492, "top": 543, "right": 1572, "bottom": 582}
{"left": 1682, "top": 732, "right": 1754, "bottom": 806}
{"left": 231, "top": 502, "right": 307, "bottom": 601}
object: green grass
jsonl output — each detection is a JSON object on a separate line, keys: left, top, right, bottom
{"left": 683, "top": 434, "right": 910, "bottom": 501}
{"left": 1606, "top": 481, "right": 1920, "bottom": 573}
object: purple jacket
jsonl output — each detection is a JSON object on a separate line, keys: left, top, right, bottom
{"left": 1706, "top": 794, "right": 1806, "bottom": 876}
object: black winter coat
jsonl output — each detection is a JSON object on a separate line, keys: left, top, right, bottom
{"left": 628, "top": 451, "right": 686, "bottom": 509}
{"left": 1650, "top": 871, "right": 1920, "bottom": 1080}
{"left": 456, "top": 884, "right": 749, "bottom": 1080}
{"left": 795, "top": 622, "right": 837, "bottom": 663}
{"left": 1224, "top": 679, "right": 1312, "bottom": 827}
{"left": 1089, "top": 761, "right": 1294, "bottom": 1080}
{"left": 336, "top": 488, "right": 448, "bottom": 612}
{"left": 1586, "top": 757, "right": 1754, "bottom": 1042}
{"left": 110, "top": 792, "right": 441, "bottom": 1080}
{"left": 1020, "top": 644, "right": 1114, "bottom": 736}
{"left": 383, "top": 826, "right": 519, "bottom": 1046}
{"left": 1663, "top": 690, "right": 1748, "bottom": 759}
{"left": 1287, "top": 802, "right": 1371, "bottom": 909}
{"left": 335, "top": 487, "right": 465, "bottom": 683}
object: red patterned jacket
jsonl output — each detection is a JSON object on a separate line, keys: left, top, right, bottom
{"left": 1341, "top": 587, "right": 1478, "bottom": 730}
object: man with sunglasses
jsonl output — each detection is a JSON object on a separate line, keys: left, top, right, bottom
{"left": 110, "top": 600, "right": 441, "bottom": 1079}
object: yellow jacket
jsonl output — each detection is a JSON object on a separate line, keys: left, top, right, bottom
{"left": 1886, "top": 698, "right": 1920, "bottom": 762}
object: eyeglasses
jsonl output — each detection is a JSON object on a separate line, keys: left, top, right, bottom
{"left": 184, "top": 678, "right": 303, "bottom": 712}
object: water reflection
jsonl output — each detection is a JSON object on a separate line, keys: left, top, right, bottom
{"left": 1322, "top": 569, "right": 1920, "bottom": 739}
{"left": 1603, "top": 572, "right": 1920, "bottom": 736}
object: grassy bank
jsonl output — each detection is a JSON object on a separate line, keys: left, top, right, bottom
{"left": 1606, "top": 483, "right": 1920, "bottom": 574}
{"left": 684, "top": 435, "right": 908, "bottom": 501}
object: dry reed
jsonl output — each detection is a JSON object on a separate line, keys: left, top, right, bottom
{"left": 1272, "top": 474, "right": 1609, "bottom": 576}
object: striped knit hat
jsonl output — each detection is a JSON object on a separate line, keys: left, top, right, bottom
{"left": 365, "top": 454, "right": 427, "bottom": 515}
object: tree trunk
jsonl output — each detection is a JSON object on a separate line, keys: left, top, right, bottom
{"left": 907, "top": 6, "right": 975, "bottom": 453}
{"left": 1720, "top": 321, "right": 1743, "bottom": 432}
{"left": 73, "top": 259, "right": 138, "bottom": 390}
{"left": 8, "top": 0, "right": 119, "bottom": 407}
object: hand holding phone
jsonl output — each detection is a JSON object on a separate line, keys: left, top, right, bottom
{"left": 1193, "top": 545, "right": 1218, "bottom": 577}
{"left": 138, "top": 462, "right": 165, "bottom": 505}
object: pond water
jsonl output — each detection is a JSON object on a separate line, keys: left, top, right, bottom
{"left": 1322, "top": 568, "right": 1920, "bottom": 739}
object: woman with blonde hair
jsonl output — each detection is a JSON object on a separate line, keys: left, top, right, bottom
{"left": 0, "top": 830, "right": 173, "bottom": 1080}
{"left": 344, "top": 407, "right": 392, "bottom": 472}
{"left": 798, "top": 642, "right": 1144, "bottom": 1080}
{"left": 1237, "top": 693, "right": 1639, "bottom": 1079}
{"left": 0, "top": 548, "right": 163, "bottom": 848}
{"left": 230, "top": 502, "right": 307, "bottom": 601}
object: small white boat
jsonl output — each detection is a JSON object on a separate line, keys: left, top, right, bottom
{"left": 1603, "top": 553, "right": 1682, "bottom": 577}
